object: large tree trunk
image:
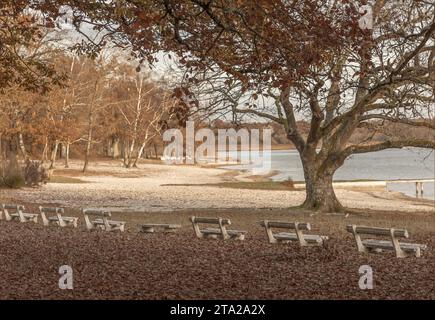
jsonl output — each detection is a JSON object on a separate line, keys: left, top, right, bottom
{"left": 300, "top": 160, "right": 344, "bottom": 213}
{"left": 302, "top": 173, "right": 343, "bottom": 212}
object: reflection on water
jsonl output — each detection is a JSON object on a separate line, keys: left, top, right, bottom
{"left": 222, "top": 148, "right": 435, "bottom": 200}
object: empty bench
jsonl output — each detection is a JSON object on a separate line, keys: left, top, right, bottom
{"left": 1, "top": 204, "right": 38, "bottom": 223}
{"left": 346, "top": 225, "right": 427, "bottom": 258}
{"left": 39, "top": 207, "right": 78, "bottom": 228}
{"left": 138, "top": 223, "right": 181, "bottom": 233}
{"left": 260, "top": 220, "right": 328, "bottom": 246}
{"left": 190, "top": 216, "right": 247, "bottom": 240}
{"left": 83, "top": 209, "right": 126, "bottom": 232}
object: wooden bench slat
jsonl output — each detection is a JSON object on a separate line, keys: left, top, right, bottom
{"left": 83, "top": 210, "right": 111, "bottom": 217}
{"left": 40, "top": 207, "right": 64, "bottom": 214}
{"left": 47, "top": 216, "right": 76, "bottom": 221}
{"left": 363, "top": 239, "right": 427, "bottom": 251}
{"left": 274, "top": 232, "right": 328, "bottom": 243}
{"left": 93, "top": 219, "right": 124, "bottom": 225}
{"left": 190, "top": 217, "right": 231, "bottom": 225}
{"left": 139, "top": 223, "right": 181, "bottom": 233}
{"left": 260, "top": 221, "right": 310, "bottom": 231}
{"left": 346, "top": 225, "right": 408, "bottom": 238}
{"left": 139, "top": 223, "right": 181, "bottom": 229}
{"left": 9, "top": 212, "right": 38, "bottom": 218}
{"left": 2, "top": 204, "right": 25, "bottom": 210}
{"left": 203, "top": 228, "right": 247, "bottom": 235}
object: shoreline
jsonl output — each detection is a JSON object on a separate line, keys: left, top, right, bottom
{"left": 0, "top": 159, "right": 433, "bottom": 213}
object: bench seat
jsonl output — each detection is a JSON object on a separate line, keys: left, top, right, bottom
{"left": 93, "top": 218, "right": 125, "bottom": 226}
{"left": 362, "top": 239, "right": 427, "bottom": 252}
{"left": 47, "top": 216, "right": 76, "bottom": 222}
{"left": 10, "top": 212, "right": 38, "bottom": 219}
{"left": 274, "top": 232, "right": 328, "bottom": 244}
{"left": 203, "top": 228, "right": 247, "bottom": 236}
{"left": 139, "top": 223, "right": 181, "bottom": 233}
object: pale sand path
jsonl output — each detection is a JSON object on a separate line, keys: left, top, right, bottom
{"left": 0, "top": 160, "right": 433, "bottom": 213}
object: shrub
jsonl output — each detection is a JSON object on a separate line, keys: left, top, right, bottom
{"left": 23, "top": 159, "right": 49, "bottom": 187}
{"left": 1, "top": 173, "right": 26, "bottom": 189}
{"left": 0, "top": 159, "right": 48, "bottom": 188}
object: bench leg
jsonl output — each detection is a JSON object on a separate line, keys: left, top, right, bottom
{"left": 390, "top": 229, "right": 407, "bottom": 258}
{"left": 218, "top": 219, "right": 230, "bottom": 240}
{"left": 191, "top": 220, "right": 204, "bottom": 239}
{"left": 350, "top": 225, "right": 368, "bottom": 253}
{"left": 294, "top": 223, "right": 308, "bottom": 247}
{"left": 263, "top": 221, "right": 277, "bottom": 244}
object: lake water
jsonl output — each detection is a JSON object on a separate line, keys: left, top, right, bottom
{"left": 222, "top": 148, "right": 435, "bottom": 200}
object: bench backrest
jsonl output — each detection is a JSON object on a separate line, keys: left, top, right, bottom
{"left": 39, "top": 207, "right": 64, "bottom": 215}
{"left": 346, "top": 225, "right": 408, "bottom": 238}
{"left": 190, "top": 216, "right": 231, "bottom": 225}
{"left": 1, "top": 204, "right": 25, "bottom": 212}
{"left": 260, "top": 220, "right": 311, "bottom": 231}
{"left": 83, "top": 209, "right": 111, "bottom": 217}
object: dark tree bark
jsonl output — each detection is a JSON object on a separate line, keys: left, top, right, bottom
{"left": 301, "top": 164, "right": 343, "bottom": 212}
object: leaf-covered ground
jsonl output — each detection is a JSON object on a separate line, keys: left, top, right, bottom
{"left": 0, "top": 208, "right": 433, "bottom": 299}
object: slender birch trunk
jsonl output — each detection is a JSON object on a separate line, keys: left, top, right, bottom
{"left": 49, "top": 141, "right": 59, "bottom": 170}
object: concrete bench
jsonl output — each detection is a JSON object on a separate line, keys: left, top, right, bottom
{"left": 138, "top": 223, "right": 181, "bottom": 233}
{"left": 346, "top": 225, "right": 427, "bottom": 258}
{"left": 1, "top": 204, "right": 38, "bottom": 223}
{"left": 39, "top": 206, "right": 78, "bottom": 228}
{"left": 83, "top": 209, "right": 126, "bottom": 232}
{"left": 260, "top": 220, "right": 328, "bottom": 246}
{"left": 190, "top": 216, "right": 247, "bottom": 240}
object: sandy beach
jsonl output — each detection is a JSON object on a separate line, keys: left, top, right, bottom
{"left": 1, "top": 160, "right": 433, "bottom": 213}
